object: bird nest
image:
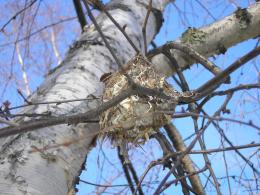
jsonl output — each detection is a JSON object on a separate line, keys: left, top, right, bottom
{"left": 99, "top": 54, "right": 180, "bottom": 155}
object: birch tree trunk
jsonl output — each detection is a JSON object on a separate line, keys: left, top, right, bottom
{"left": 0, "top": 1, "right": 169, "bottom": 194}
{"left": 0, "top": 1, "right": 259, "bottom": 195}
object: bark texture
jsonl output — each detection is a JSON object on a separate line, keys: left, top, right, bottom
{"left": 0, "top": 0, "right": 168, "bottom": 194}
{"left": 152, "top": 2, "right": 260, "bottom": 76}
{"left": 0, "top": 1, "right": 259, "bottom": 195}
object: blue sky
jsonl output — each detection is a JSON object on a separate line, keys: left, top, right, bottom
{"left": 76, "top": 1, "right": 259, "bottom": 194}
{"left": 0, "top": 0, "right": 259, "bottom": 194}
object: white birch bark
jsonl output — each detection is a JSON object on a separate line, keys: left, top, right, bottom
{"left": 152, "top": 2, "right": 260, "bottom": 76}
{"left": 0, "top": 1, "right": 169, "bottom": 194}
{"left": 0, "top": 1, "right": 259, "bottom": 195}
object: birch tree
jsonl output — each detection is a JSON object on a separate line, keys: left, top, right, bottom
{"left": 0, "top": 0, "right": 259, "bottom": 194}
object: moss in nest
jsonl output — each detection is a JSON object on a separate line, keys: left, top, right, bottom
{"left": 235, "top": 7, "right": 252, "bottom": 29}
{"left": 181, "top": 27, "right": 207, "bottom": 45}
{"left": 99, "top": 54, "right": 180, "bottom": 157}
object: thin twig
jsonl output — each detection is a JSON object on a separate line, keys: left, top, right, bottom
{"left": 220, "top": 137, "right": 232, "bottom": 195}
{"left": 196, "top": 46, "right": 260, "bottom": 96}
{"left": 197, "top": 83, "right": 260, "bottom": 110}
{"left": 212, "top": 83, "right": 260, "bottom": 96}
{"left": 0, "top": 82, "right": 174, "bottom": 138}
{"left": 82, "top": 0, "right": 123, "bottom": 67}
{"left": 128, "top": 161, "right": 144, "bottom": 195}
{"left": 160, "top": 166, "right": 208, "bottom": 193}
{"left": 171, "top": 111, "right": 260, "bottom": 131}
{"left": 153, "top": 128, "right": 203, "bottom": 194}
{"left": 194, "top": 0, "right": 217, "bottom": 21}
{"left": 79, "top": 178, "right": 158, "bottom": 188}
{"left": 0, "top": 112, "right": 51, "bottom": 118}
{"left": 17, "top": 89, "right": 31, "bottom": 104}
{"left": 149, "top": 42, "right": 229, "bottom": 81}
{"left": 97, "top": 2, "right": 140, "bottom": 53}
{"left": 142, "top": 0, "right": 153, "bottom": 55}
{"left": 153, "top": 132, "right": 192, "bottom": 195}
{"left": 189, "top": 143, "right": 260, "bottom": 154}
{"left": 8, "top": 96, "right": 100, "bottom": 111}
{"left": 198, "top": 105, "right": 260, "bottom": 176}
{"left": 162, "top": 48, "right": 190, "bottom": 91}
{"left": 117, "top": 147, "right": 135, "bottom": 194}
{"left": 0, "top": 0, "right": 38, "bottom": 33}
{"left": 164, "top": 124, "right": 205, "bottom": 195}
{"left": 189, "top": 95, "right": 233, "bottom": 195}
{"left": 73, "top": 0, "right": 87, "bottom": 31}
{"left": 154, "top": 93, "right": 232, "bottom": 194}
{"left": 163, "top": 47, "right": 205, "bottom": 194}
{"left": 215, "top": 118, "right": 260, "bottom": 176}
{"left": 0, "top": 17, "right": 77, "bottom": 47}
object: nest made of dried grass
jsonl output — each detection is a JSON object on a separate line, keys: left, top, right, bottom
{"left": 99, "top": 54, "right": 180, "bottom": 151}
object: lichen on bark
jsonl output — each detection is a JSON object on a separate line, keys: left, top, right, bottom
{"left": 235, "top": 7, "right": 252, "bottom": 29}
{"left": 181, "top": 27, "right": 207, "bottom": 45}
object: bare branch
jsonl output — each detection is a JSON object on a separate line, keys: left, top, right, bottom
{"left": 0, "top": 0, "right": 38, "bottom": 33}
{"left": 149, "top": 42, "right": 229, "bottom": 81}
{"left": 151, "top": 2, "right": 260, "bottom": 76}
{"left": 164, "top": 124, "right": 205, "bottom": 195}
{"left": 171, "top": 112, "right": 260, "bottom": 131}
{"left": 82, "top": 0, "right": 123, "bottom": 68}
{"left": 142, "top": 0, "right": 153, "bottom": 55}
{"left": 117, "top": 146, "right": 135, "bottom": 194}
{"left": 160, "top": 166, "right": 208, "bottom": 193}
{"left": 0, "top": 17, "right": 77, "bottom": 47}
{"left": 73, "top": 0, "right": 87, "bottom": 31}
{"left": 191, "top": 46, "right": 260, "bottom": 101}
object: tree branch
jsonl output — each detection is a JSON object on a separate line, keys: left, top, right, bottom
{"left": 73, "top": 0, "right": 87, "bottom": 31}
{"left": 150, "top": 2, "right": 260, "bottom": 76}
